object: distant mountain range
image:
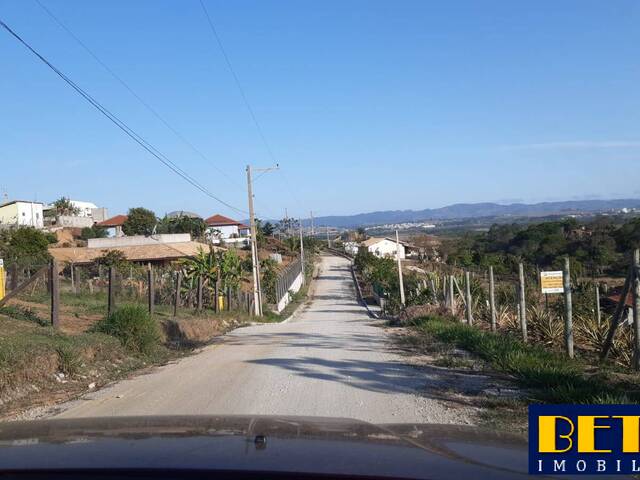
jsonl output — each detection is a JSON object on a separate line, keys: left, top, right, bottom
{"left": 306, "top": 199, "right": 640, "bottom": 228}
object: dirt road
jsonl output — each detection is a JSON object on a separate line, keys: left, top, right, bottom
{"left": 54, "top": 255, "right": 474, "bottom": 424}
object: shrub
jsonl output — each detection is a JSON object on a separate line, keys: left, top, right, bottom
{"left": 94, "top": 305, "right": 160, "bottom": 355}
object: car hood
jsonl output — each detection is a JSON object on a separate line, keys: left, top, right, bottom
{"left": 0, "top": 415, "right": 528, "bottom": 479}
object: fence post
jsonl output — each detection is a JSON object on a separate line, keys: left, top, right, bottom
{"left": 50, "top": 259, "right": 60, "bottom": 329}
{"left": 147, "top": 263, "right": 154, "bottom": 315}
{"left": 214, "top": 279, "right": 219, "bottom": 313}
{"left": 226, "top": 286, "right": 231, "bottom": 311}
{"left": 465, "top": 271, "right": 473, "bottom": 325}
{"left": 633, "top": 249, "right": 640, "bottom": 371}
{"left": 449, "top": 274, "right": 455, "bottom": 316}
{"left": 595, "top": 283, "right": 601, "bottom": 327}
{"left": 173, "top": 270, "right": 182, "bottom": 317}
{"left": 518, "top": 263, "right": 527, "bottom": 342}
{"left": 108, "top": 266, "right": 115, "bottom": 317}
{"left": 489, "top": 265, "right": 496, "bottom": 332}
{"left": 197, "top": 275, "right": 203, "bottom": 312}
{"left": 562, "top": 256, "right": 574, "bottom": 358}
{"left": 70, "top": 262, "right": 76, "bottom": 294}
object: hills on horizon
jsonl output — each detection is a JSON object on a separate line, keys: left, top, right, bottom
{"left": 305, "top": 198, "right": 640, "bottom": 228}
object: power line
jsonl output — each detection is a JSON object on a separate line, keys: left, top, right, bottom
{"left": 33, "top": 0, "right": 242, "bottom": 189}
{"left": 0, "top": 18, "right": 248, "bottom": 215}
{"left": 198, "top": 0, "right": 305, "bottom": 216}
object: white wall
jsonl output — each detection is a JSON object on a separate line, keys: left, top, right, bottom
{"left": 88, "top": 233, "right": 191, "bottom": 248}
{"left": 276, "top": 270, "right": 304, "bottom": 313}
{"left": 70, "top": 200, "right": 98, "bottom": 217}
{"left": 367, "top": 239, "right": 405, "bottom": 259}
{"left": 206, "top": 224, "right": 242, "bottom": 239}
{"left": 15, "top": 202, "right": 44, "bottom": 228}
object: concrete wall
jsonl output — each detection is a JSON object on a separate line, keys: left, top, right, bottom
{"left": 56, "top": 215, "right": 94, "bottom": 228}
{"left": 207, "top": 225, "right": 239, "bottom": 239}
{"left": 88, "top": 233, "right": 191, "bottom": 248}
{"left": 275, "top": 270, "right": 303, "bottom": 313}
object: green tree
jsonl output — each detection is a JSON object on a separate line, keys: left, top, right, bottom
{"left": 123, "top": 207, "right": 157, "bottom": 236}
{"left": 262, "top": 221, "right": 275, "bottom": 237}
{"left": 158, "top": 215, "right": 207, "bottom": 238}
{"left": 80, "top": 225, "right": 108, "bottom": 240}
{"left": 52, "top": 196, "right": 80, "bottom": 216}
{"left": 0, "top": 226, "right": 55, "bottom": 267}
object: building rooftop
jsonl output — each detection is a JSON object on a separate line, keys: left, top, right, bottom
{"left": 205, "top": 214, "right": 243, "bottom": 226}
{"left": 97, "top": 214, "right": 128, "bottom": 227}
{"left": 0, "top": 200, "right": 44, "bottom": 208}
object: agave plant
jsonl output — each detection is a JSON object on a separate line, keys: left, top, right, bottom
{"left": 527, "top": 305, "right": 563, "bottom": 347}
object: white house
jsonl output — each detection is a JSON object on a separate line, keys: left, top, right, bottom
{"left": 0, "top": 200, "right": 44, "bottom": 229}
{"left": 205, "top": 214, "right": 250, "bottom": 245}
{"left": 361, "top": 237, "right": 405, "bottom": 259}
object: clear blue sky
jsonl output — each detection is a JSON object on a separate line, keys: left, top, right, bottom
{"left": 1, "top": 0, "right": 639, "bottom": 221}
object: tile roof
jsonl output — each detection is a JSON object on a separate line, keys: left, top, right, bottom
{"left": 97, "top": 214, "right": 128, "bottom": 227}
{"left": 205, "top": 214, "right": 242, "bottom": 226}
{"left": 49, "top": 241, "right": 220, "bottom": 265}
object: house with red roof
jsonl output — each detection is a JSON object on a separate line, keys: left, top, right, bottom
{"left": 96, "top": 214, "right": 128, "bottom": 238}
{"left": 204, "top": 214, "right": 250, "bottom": 245}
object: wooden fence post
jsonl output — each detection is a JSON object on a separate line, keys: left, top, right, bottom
{"left": 563, "top": 256, "right": 574, "bottom": 358}
{"left": 214, "top": 279, "right": 219, "bottom": 313}
{"left": 518, "top": 263, "right": 527, "bottom": 342}
{"left": 633, "top": 249, "right": 640, "bottom": 371}
{"left": 595, "top": 283, "right": 601, "bottom": 327}
{"left": 108, "top": 266, "right": 115, "bottom": 317}
{"left": 601, "top": 265, "right": 634, "bottom": 360}
{"left": 449, "top": 274, "right": 455, "bottom": 316}
{"left": 173, "top": 271, "right": 182, "bottom": 317}
{"left": 465, "top": 271, "right": 473, "bottom": 325}
{"left": 226, "top": 286, "right": 231, "bottom": 311}
{"left": 70, "top": 262, "right": 76, "bottom": 294}
{"left": 197, "top": 275, "right": 203, "bottom": 312}
{"left": 50, "top": 259, "right": 59, "bottom": 329}
{"left": 147, "top": 263, "right": 154, "bottom": 315}
{"left": 489, "top": 265, "right": 496, "bottom": 332}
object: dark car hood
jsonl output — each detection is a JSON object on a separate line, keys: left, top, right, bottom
{"left": 0, "top": 415, "right": 528, "bottom": 479}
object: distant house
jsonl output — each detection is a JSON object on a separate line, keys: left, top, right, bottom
{"left": 165, "top": 210, "right": 200, "bottom": 219}
{"left": 0, "top": 200, "right": 44, "bottom": 229}
{"left": 361, "top": 237, "right": 405, "bottom": 259}
{"left": 43, "top": 199, "right": 108, "bottom": 228}
{"left": 205, "top": 214, "right": 250, "bottom": 245}
{"left": 97, "top": 214, "right": 128, "bottom": 238}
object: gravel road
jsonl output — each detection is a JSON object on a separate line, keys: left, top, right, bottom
{"left": 54, "top": 255, "right": 473, "bottom": 424}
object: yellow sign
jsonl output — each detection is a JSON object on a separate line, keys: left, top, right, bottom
{"left": 540, "top": 271, "right": 564, "bottom": 294}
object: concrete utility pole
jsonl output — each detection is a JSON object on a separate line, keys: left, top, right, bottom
{"left": 563, "top": 256, "right": 574, "bottom": 358}
{"left": 395, "top": 230, "right": 405, "bottom": 306}
{"left": 299, "top": 219, "right": 305, "bottom": 285}
{"left": 246, "top": 164, "right": 278, "bottom": 316}
{"left": 246, "top": 165, "right": 262, "bottom": 316}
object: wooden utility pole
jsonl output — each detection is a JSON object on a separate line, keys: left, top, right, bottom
{"left": 563, "top": 256, "right": 574, "bottom": 358}
{"left": 147, "top": 262, "right": 154, "bottom": 315}
{"left": 633, "top": 249, "right": 640, "bottom": 371}
{"left": 518, "top": 263, "right": 527, "bottom": 342}
{"left": 50, "top": 259, "right": 59, "bottom": 329}
{"left": 246, "top": 165, "right": 262, "bottom": 316}
{"left": 107, "top": 266, "right": 115, "bottom": 317}
{"left": 489, "top": 265, "right": 496, "bottom": 332}
{"left": 395, "top": 230, "right": 405, "bottom": 306}
{"left": 465, "top": 271, "right": 473, "bottom": 325}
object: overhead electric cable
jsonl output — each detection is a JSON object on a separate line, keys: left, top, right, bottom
{"left": 0, "top": 18, "right": 247, "bottom": 215}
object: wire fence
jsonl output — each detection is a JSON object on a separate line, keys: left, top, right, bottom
{"left": 0, "top": 259, "right": 256, "bottom": 334}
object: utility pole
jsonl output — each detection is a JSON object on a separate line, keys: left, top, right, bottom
{"left": 246, "top": 164, "right": 278, "bottom": 316}
{"left": 299, "top": 219, "right": 305, "bottom": 285}
{"left": 326, "top": 226, "right": 330, "bottom": 248}
{"left": 310, "top": 211, "right": 314, "bottom": 236}
{"left": 395, "top": 230, "right": 405, "bottom": 306}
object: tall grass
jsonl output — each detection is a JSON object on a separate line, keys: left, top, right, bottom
{"left": 414, "top": 315, "right": 639, "bottom": 404}
{"left": 93, "top": 305, "right": 160, "bottom": 356}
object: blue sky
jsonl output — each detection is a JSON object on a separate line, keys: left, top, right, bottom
{"left": 1, "top": 0, "right": 639, "bottom": 221}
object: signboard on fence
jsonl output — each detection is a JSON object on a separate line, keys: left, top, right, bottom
{"left": 540, "top": 271, "right": 564, "bottom": 294}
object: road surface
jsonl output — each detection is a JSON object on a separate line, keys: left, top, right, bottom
{"left": 55, "top": 255, "right": 471, "bottom": 424}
